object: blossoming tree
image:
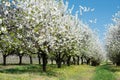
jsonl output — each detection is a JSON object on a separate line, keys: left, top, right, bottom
{"left": 106, "top": 11, "right": 120, "bottom": 65}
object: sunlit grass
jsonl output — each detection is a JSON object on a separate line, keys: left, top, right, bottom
{"left": 2, "top": 64, "right": 120, "bottom": 80}
{"left": 0, "top": 64, "right": 95, "bottom": 80}
{"left": 54, "top": 65, "right": 95, "bottom": 80}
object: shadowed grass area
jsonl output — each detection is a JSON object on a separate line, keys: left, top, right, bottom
{"left": 0, "top": 64, "right": 95, "bottom": 80}
{"left": 110, "top": 65, "right": 120, "bottom": 80}
{"left": 0, "top": 64, "right": 58, "bottom": 76}
{"left": 93, "top": 64, "right": 116, "bottom": 80}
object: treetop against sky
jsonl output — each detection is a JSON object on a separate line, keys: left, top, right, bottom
{"left": 0, "top": 0, "right": 119, "bottom": 42}
{"left": 64, "top": 0, "right": 120, "bottom": 41}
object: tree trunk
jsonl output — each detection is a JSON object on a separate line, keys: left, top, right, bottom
{"left": 77, "top": 56, "right": 80, "bottom": 65}
{"left": 41, "top": 53, "right": 47, "bottom": 72}
{"left": 81, "top": 56, "right": 83, "bottom": 65}
{"left": 56, "top": 53, "right": 62, "bottom": 68}
{"left": 91, "top": 61, "right": 98, "bottom": 66}
{"left": 29, "top": 55, "right": 33, "bottom": 64}
{"left": 57, "top": 60, "right": 61, "bottom": 68}
{"left": 63, "top": 60, "right": 66, "bottom": 65}
{"left": 91, "top": 61, "right": 96, "bottom": 66}
{"left": 3, "top": 55, "right": 7, "bottom": 65}
{"left": 51, "top": 59, "right": 53, "bottom": 64}
{"left": 67, "top": 56, "right": 71, "bottom": 66}
{"left": 73, "top": 57, "right": 76, "bottom": 65}
{"left": 38, "top": 54, "right": 41, "bottom": 64}
{"left": 87, "top": 58, "right": 90, "bottom": 65}
{"left": 116, "top": 62, "right": 120, "bottom": 66}
{"left": 19, "top": 55, "right": 23, "bottom": 65}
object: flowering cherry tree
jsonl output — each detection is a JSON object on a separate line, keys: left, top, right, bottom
{"left": 0, "top": 0, "right": 104, "bottom": 71}
{"left": 106, "top": 11, "right": 120, "bottom": 65}
{"left": 0, "top": 0, "right": 23, "bottom": 65}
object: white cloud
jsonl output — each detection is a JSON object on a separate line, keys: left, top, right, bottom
{"left": 89, "top": 20, "right": 93, "bottom": 23}
{"left": 89, "top": 19, "right": 97, "bottom": 23}
{"left": 79, "top": 5, "right": 95, "bottom": 15}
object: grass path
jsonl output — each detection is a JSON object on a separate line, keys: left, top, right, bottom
{"left": 93, "top": 64, "right": 116, "bottom": 80}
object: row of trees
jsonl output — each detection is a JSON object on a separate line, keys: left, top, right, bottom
{"left": 0, "top": 0, "right": 103, "bottom": 71}
{"left": 106, "top": 11, "right": 120, "bottom": 66}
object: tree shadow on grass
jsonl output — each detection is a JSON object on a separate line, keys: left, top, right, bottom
{"left": 0, "top": 64, "right": 58, "bottom": 77}
{"left": 109, "top": 65, "right": 120, "bottom": 73}
{"left": 93, "top": 64, "right": 117, "bottom": 80}
{"left": 100, "top": 64, "right": 120, "bottom": 73}
{"left": 107, "top": 64, "right": 120, "bottom": 80}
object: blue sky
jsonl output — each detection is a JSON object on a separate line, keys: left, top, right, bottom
{"left": 64, "top": 0, "right": 120, "bottom": 41}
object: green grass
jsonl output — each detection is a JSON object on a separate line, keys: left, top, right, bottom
{"left": 93, "top": 64, "right": 116, "bottom": 80}
{"left": 0, "top": 64, "right": 95, "bottom": 80}
{"left": 110, "top": 65, "right": 120, "bottom": 80}
{"left": 2, "top": 64, "right": 120, "bottom": 80}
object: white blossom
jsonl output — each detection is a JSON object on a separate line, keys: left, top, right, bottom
{"left": 1, "top": 27, "right": 6, "bottom": 32}
{"left": 0, "top": 19, "right": 2, "bottom": 24}
{"left": 5, "top": 2, "right": 10, "bottom": 6}
{"left": 4, "top": 10, "right": 8, "bottom": 15}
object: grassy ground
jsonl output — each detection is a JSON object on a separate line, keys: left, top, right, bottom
{"left": 110, "top": 65, "right": 120, "bottom": 80}
{"left": 1, "top": 55, "right": 120, "bottom": 80}
{"left": 0, "top": 64, "right": 95, "bottom": 80}
{"left": 93, "top": 64, "right": 116, "bottom": 80}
